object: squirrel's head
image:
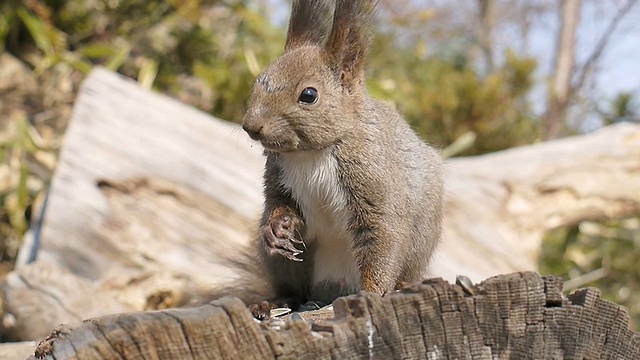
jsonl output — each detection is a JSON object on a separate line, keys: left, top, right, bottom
{"left": 242, "top": 0, "right": 377, "bottom": 153}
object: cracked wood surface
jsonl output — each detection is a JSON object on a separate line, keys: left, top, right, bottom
{"left": 2, "top": 68, "right": 640, "bottom": 343}
{"left": 440, "top": 124, "right": 640, "bottom": 279}
{"left": 29, "top": 272, "right": 640, "bottom": 359}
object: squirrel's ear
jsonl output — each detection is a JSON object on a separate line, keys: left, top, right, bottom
{"left": 285, "top": 0, "right": 334, "bottom": 52}
{"left": 323, "top": 0, "right": 377, "bottom": 90}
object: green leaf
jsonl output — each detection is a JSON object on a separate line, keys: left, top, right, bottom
{"left": 17, "top": 8, "right": 54, "bottom": 56}
{"left": 63, "top": 55, "right": 93, "bottom": 75}
{"left": 80, "top": 44, "right": 119, "bottom": 59}
{"left": 138, "top": 58, "right": 158, "bottom": 89}
{"left": 0, "top": 12, "right": 8, "bottom": 52}
{"left": 105, "top": 44, "right": 130, "bottom": 71}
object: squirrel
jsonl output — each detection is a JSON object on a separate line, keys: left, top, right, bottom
{"left": 241, "top": 0, "right": 443, "bottom": 318}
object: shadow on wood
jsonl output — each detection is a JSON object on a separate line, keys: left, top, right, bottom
{"left": 30, "top": 272, "right": 640, "bottom": 359}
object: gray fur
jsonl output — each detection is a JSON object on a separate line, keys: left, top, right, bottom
{"left": 242, "top": 0, "right": 442, "bottom": 309}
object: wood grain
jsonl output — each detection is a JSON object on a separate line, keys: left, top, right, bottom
{"left": 29, "top": 272, "right": 640, "bottom": 359}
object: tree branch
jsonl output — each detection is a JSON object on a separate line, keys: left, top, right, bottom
{"left": 573, "top": 0, "right": 639, "bottom": 95}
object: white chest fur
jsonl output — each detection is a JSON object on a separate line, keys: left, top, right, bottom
{"left": 279, "top": 149, "right": 360, "bottom": 292}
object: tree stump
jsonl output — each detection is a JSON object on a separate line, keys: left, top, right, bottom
{"left": 30, "top": 272, "right": 639, "bottom": 359}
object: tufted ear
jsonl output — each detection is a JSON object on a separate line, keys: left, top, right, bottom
{"left": 284, "top": 0, "right": 335, "bottom": 52}
{"left": 323, "top": 0, "right": 377, "bottom": 90}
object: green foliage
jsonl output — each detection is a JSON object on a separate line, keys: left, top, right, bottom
{"left": 2, "top": 0, "right": 542, "bottom": 155}
{"left": 368, "top": 34, "right": 540, "bottom": 156}
{"left": 540, "top": 217, "right": 640, "bottom": 331}
{"left": 599, "top": 92, "right": 638, "bottom": 125}
{"left": 0, "top": 114, "right": 51, "bottom": 263}
{"left": 1, "top": 117, "right": 34, "bottom": 236}
{"left": 2, "top": 0, "right": 284, "bottom": 122}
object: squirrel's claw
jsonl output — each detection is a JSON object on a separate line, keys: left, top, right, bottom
{"left": 266, "top": 244, "right": 304, "bottom": 262}
{"left": 289, "top": 236, "right": 304, "bottom": 244}
{"left": 289, "top": 249, "right": 304, "bottom": 261}
{"left": 283, "top": 249, "right": 304, "bottom": 262}
{"left": 262, "top": 214, "right": 305, "bottom": 262}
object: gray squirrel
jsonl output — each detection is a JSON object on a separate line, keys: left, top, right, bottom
{"left": 242, "top": 0, "right": 443, "bottom": 317}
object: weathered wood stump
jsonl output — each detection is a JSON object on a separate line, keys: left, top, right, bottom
{"left": 30, "top": 272, "right": 639, "bottom": 359}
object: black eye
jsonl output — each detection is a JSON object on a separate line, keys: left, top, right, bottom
{"left": 298, "top": 87, "right": 318, "bottom": 104}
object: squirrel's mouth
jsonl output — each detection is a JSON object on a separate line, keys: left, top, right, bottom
{"left": 261, "top": 138, "right": 337, "bottom": 154}
{"left": 260, "top": 139, "right": 296, "bottom": 153}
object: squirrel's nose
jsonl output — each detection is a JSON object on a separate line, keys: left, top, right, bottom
{"left": 242, "top": 123, "right": 263, "bottom": 140}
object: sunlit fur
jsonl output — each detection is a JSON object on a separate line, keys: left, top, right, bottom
{"left": 242, "top": 0, "right": 443, "bottom": 308}
{"left": 279, "top": 149, "right": 360, "bottom": 295}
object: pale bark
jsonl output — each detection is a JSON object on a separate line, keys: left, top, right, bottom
{"left": 477, "top": 0, "right": 496, "bottom": 73}
{"left": 572, "top": 0, "right": 639, "bottom": 96}
{"left": 544, "top": 0, "right": 638, "bottom": 139}
{"left": 544, "top": 0, "right": 581, "bottom": 139}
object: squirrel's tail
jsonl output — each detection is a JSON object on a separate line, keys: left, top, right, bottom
{"left": 182, "top": 247, "right": 273, "bottom": 307}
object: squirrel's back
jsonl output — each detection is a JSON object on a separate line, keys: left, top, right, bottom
{"left": 333, "top": 97, "right": 443, "bottom": 282}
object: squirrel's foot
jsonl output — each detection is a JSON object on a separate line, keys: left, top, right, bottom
{"left": 262, "top": 207, "right": 304, "bottom": 261}
{"left": 249, "top": 301, "right": 277, "bottom": 320}
{"left": 249, "top": 299, "right": 295, "bottom": 320}
{"left": 298, "top": 300, "right": 327, "bottom": 311}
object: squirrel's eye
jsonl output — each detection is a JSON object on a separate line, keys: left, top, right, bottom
{"left": 298, "top": 87, "right": 318, "bottom": 104}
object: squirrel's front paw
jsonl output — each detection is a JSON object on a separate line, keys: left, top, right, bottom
{"left": 262, "top": 207, "right": 304, "bottom": 261}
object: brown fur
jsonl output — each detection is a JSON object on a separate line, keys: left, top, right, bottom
{"left": 285, "top": 0, "right": 335, "bottom": 51}
{"left": 241, "top": 0, "right": 443, "bottom": 310}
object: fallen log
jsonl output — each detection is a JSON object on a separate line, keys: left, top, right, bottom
{"left": 29, "top": 272, "right": 640, "bottom": 359}
{"left": 0, "top": 342, "right": 36, "bottom": 360}
{"left": 2, "top": 68, "right": 640, "bottom": 342}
